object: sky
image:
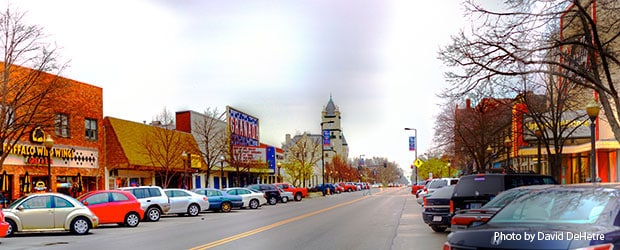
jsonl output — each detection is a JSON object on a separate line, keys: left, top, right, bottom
{"left": 3, "top": 0, "right": 470, "bottom": 180}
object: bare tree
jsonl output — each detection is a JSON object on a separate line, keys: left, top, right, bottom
{"left": 282, "top": 132, "right": 322, "bottom": 187}
{"left": 0, "top": 8, "right": 68, "bottom": 170}
{"left": 141, "top": 108, "right": 196, "bottom": 188}
{"left": 192, "top": 107, "right": 226, "bottom": 188}
{"left": 438, "top": 0, "right": 620, "bottom": 144}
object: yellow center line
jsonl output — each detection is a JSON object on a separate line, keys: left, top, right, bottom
{"left": 189, "top": 191, "right": 388, "bottom": 250}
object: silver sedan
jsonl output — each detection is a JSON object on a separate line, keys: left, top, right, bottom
{"left": 163, "top": 189, "right": 210, "bottom": 216}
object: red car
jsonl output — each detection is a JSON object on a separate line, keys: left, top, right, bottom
{"left": 0, "top": 210, "right": 9, "bottom": 237}
{"left": 411, "top": 180, "right": 429, "bottom": 197}
{"left": 78, "top": 190, "right": 144, "bottom": 227}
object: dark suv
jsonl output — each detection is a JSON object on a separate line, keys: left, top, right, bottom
{"left": 246, "top": 184, "right": 281, "bottom": 205}
{"left": 450, "top": 173, "right": 556, "bottom": 214}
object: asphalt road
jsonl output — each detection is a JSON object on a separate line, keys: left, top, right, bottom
{"left": 0, "top": 187, "right": 448, "bottom": 250}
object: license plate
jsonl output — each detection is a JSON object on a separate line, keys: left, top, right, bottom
{"left": 433, "top": 216, "right": 442, "bottom": 222}
{"left": 469, "top": 203, "right": 482, "bottom": 209}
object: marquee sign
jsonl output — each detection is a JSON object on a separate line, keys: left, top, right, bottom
{"left": 227, "top": 106, "right": 259, "bottom": 146}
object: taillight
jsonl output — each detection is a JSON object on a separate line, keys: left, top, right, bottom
{"left": 423, "top": 196, "right": 427, "bottom": 207}
{"left": 574, "top": 243, "right": 613, "bottom": 250}
{"left": 202, "top": 197, "right": 208, "bottom": 202}
{"left": 449, "top": 200, "right": 454, "bottom": 214}
{"left": 442, "top": 242, "right": 451, "bottom": 250}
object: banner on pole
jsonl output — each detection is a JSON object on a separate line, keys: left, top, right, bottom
{"left": 409, "top": 136, "right": 416, "bottom": 151}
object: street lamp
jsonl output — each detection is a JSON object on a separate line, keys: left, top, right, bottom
{"left": 44, "top": 134, "right": 54, "bottom": 192}
{"left": 586, "top": 99, "right": 600, "bottom": 183}
{"left": 486, "top": 145, "right": 493, "bottom": 170}
{"left": 181, "top": 151, "right": 189, "bottom": 189}
{"left": 535, "top": 129, "right": 542, "bottom": 173}
{"left": 321, "top": 121, "right": 334, "bottom": 187}
{"left": 220, "top": 156, "right": 225, "bottom": 188}
{"left": 504, "top": 136, "right": 512, "bottom": 171}
{"left": 276, "top": 162, "right": 282, "bottom": 182}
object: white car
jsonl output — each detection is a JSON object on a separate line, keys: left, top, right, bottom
{"left": 163, "top": 189, "right": 210, "bottom": 216}
{"left": 278, "top": 188, "right": 293, "bottom": 203}
{"left": 224, "top": 187, "right": 267, "bottom": 209}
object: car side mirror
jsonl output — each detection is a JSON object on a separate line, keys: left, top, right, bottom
{"left": 17, "top": 205, "right": 24, "bottom": 211}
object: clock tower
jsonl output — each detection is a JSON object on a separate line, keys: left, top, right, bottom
{"left": 321, "top": 95, "right": 349, "bottom": 166}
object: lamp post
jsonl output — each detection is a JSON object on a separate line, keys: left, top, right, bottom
{"left": 276, "top": 162, "right": 281, "bottom": 182}
{"left": 586, "top": 99, "right": 600, "bottom": 183}
{"left": 44, "top": 134, "right": 54, "bottom": 192}
{"left": 535, "top": 129, "right": 542, "bottom": 173}
{"left": 321, "top": 121, "right": 334, "bottom": 187}
{"left": 404, "top": 128, "right": 417, "bottom": 184}
{"left": 220, "top": 156, "right": 225, "bottom": 188}
{"left": 504, "top": 136, "right": 512, "bottom": 171}
{"left": 181, "top": 151, "right": 190, "bottom": 189}
{"left": 486, "top": 145, "right": 493, "bottom": 170}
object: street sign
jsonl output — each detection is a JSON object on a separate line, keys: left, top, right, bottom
{"left": 414, "top": 159, "right": 423, "bottom": 168}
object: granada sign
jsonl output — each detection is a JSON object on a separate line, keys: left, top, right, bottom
{"left": 227, "top": 106, "right": 259, "bottom": 146}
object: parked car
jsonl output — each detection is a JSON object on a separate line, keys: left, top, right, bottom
{"left": 411, "top": 179, "right": 429, "bottom": 196}
{"left": 315, "top": 183, "right": 337, "bottom": 195}
{"left": 278, "top": 188, "right": 293, "bottom": 203}
{"left": 451, "top": 185, "right": 552, "bottom": 231}
{"left": 450, "top": 173, "right": 556, "bottom": 214}
{"left": 338, "top": 182, "right": 357, "bottom": 192}
{"left": 163, "top": 189, "right": 209, "bottom": 216}
{"left": 333, "top": 183, "right": 345, "bottom": 193}
{"left": 0, "top": 210, "right": 9, "bottom": 237}
{"left": 417, "top": 178, "right": 459, "bottom": 205}
{"left": 444, "top": 184, "right": 620, "bottom": 250}
{"left": 422, "top": 185, "right": 456, "bottom": 232}
{"left": 78, "top": 190, "right": 144, "bottom": 227}
{"left": 119, "top": 186, "right": 171, "bottom": 222}
{"left": 246, "top": 184, "right": 281, "bottom": 205}
{"left": 192, "top": 188, "right": 243, "bottom": 212}
{"left": 274, "top": 182, "right": 308, "bottom": 201}
{"left": 3, "top": 193, "right": 99, "bottom": 236}
{"left": 224, "top": 187, "right": 267, "bottom": 209}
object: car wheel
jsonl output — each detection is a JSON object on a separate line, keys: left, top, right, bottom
{"left": 430, "top": 225, "right": 447, "bottom": 233}
{"left": 70, "top": 217, "right": 91, "bottom": 235}
{"left": 294, "top": 193, "right": 302, "bottom": 201}
{"left": 281, "top": 196, "right": 288, "bottom": 203}
{"left": 188, "top": 204, "right": 200, "bottom": 216}
{"left": 5, "top": 219, "right": 16, "bottom": 237}
{"left": 125, "top": 212, "right": 140, "bottom": 227}
{"left": 220, "top": 202, "right": 232, "bottom": 213}
{"left": 146, "top": 207, "right": 161, "bottom": 222}
{"left": 268, "top": 196, "right": 277, "bottom": 205}
{"left": 249, "top": 199, "right": 259, "bottom": 209}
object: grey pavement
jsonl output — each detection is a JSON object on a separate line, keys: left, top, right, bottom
{"left": 392, "top": 189, "right": 449, "bottom": 250}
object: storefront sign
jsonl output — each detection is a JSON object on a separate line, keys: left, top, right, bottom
{"left": 227, "top": 106, "right": 259, "bottom": 146}
{"left": 232, "top": 146, "right": 266, "bottom": 162}
{"left": 522, "top": 110, "right": 590, "bottom": 141}
{"left": 3, "top": 142, "right": 98, "bottom": 168}
{"left": 30, "top": 127, "right": 45, "bottom": 144}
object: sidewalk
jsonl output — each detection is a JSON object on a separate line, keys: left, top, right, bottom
{"left": 392, "top": 192, "right": 446, "bottom": 250}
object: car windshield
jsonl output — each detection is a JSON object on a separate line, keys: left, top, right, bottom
{"left": 429, "top": 179, "right": 447, "bottom": 188}
{"left": 489, "top": 188, "right": 614, "bottom": 224}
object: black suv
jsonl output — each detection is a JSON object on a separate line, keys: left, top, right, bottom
{"left": 450, "top": 173, "right": 556, "bottom": 214}
{"left": 246, "top": 184, "right": 281, "bottom": 205}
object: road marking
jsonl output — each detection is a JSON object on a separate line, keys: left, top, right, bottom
{"left": 189, "top": 195, "right": 370, "bottom": 250}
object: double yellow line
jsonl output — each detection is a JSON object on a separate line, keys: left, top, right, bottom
{"left": 189, "top": 195, "right": 371, "bottom": 250}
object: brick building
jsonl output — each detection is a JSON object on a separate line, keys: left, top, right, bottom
{"left": 0, "top": 64, "right": 104, "bottom": 204}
